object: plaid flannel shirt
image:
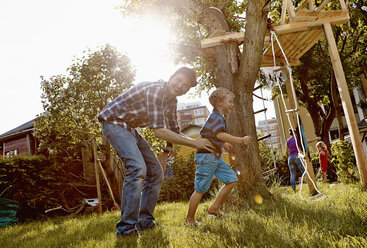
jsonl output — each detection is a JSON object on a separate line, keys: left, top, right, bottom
{"left": 98, "top": 80, "right": 180, "bottom": 133}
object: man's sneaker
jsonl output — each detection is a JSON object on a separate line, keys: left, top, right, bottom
{"left": 116, "top": 229, "right": 142, "bottom": 239}
{"left": 137, "top": 222, "right": 160, "bottom": 231}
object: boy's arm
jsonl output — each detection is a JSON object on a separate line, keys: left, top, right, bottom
{"left": 216, "top": 132, "right": 252, "bottom": 145}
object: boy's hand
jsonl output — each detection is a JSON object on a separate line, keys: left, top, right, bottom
{"left": 223, "top": 143, "right": 232, "bottom": 152}
{"left": 242, "top": 136, "right": 253, "bottom": 146}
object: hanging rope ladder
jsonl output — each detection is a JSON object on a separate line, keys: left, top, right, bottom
{"left": 263, "top": 31, "right": 326, "bottom": 200}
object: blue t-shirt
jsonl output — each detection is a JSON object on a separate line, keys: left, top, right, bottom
{"left": 197, "top": 108, "right": 225, "bottom": 154}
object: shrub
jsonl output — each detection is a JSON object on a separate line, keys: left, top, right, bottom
{"left": 331, "top": 140, "right": 359, "bottom": 184}
{"left": 0, "top": 155, "right": 63, "bottom": 221}
{"left": 258, "top": 140, "right": 288, "bottom": 185}
{"left": 158, "top": 149, "right": 219, "bottom": 202}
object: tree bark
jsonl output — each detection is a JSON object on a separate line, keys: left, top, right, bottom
{"left": 331, "top": 73, "right": 345, "bottom": 141}
{"left": 166, "top": 0, "right": 269, "bottom": 192}
{"left": 234, "top": 0, "right": 269, "bottom": 190}
{"left": 196, "top": 2, "right": 268, "bottom": 190}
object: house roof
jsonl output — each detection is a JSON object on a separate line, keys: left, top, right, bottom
{"left": 0, "top": 119, "right": 35, "bottom": 141}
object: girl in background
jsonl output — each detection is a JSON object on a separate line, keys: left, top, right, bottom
{"left": 316, "top": 141, "right": 328, "bottom": 182}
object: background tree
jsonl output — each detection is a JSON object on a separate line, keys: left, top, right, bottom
{"left": 118, "top": 0, "right": 270, "bottom": 194}
{"left": 34, "top": 44, "right": 135, "bottom": 162}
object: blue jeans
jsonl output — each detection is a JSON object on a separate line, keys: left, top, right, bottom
{"left": 101, "top": 122, "right": 163, "bottom": 236}
{"left": 288, "top": 155, "right": 305, "bottom": 190}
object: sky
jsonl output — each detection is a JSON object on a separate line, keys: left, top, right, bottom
{"left": 0, "top": 0, "right": 274, "bottom": 135}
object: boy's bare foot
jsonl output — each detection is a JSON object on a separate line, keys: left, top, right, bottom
{"left": 207, "top": 211, "right": 229, "bottom": 217}
{"left": 184, "top": 219, "right": 202, "bottom": 226}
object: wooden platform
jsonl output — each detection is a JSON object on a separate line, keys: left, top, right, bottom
{"left": 262, "top": 9, "right": 349, "bottom": 66}
{"left": 261, "top": 27, "right": 324, "bottom": 66}
{"left": 201, "top": 8, "right": 349, "bottom": 67}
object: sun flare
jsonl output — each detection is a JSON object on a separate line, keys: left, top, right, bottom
{"left": 120, "top": 15, "right": 175, "bottom": 81}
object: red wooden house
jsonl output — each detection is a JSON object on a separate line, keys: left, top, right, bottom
{"left": 0, "top": 119, "right": 37, "bottom": 157}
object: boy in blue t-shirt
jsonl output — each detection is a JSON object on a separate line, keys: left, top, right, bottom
{"left": 185, "top": 88, "right": 253, "bottom": 226}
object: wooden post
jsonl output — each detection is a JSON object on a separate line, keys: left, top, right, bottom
{"left": 93, "top": 139, "right": 103, "bottom": 213}
{"left": 284, "top": 70, "right": 298, "bottom": 112}
{"left": 307, "top": 0, "right": 314, "bottom": 11}
{"left": 286, "top": 0, "right": 296, "bottom": 19}
{"left": 280, "top": 0, "right": 288, "bottom": 24}
{"left": 324, "top": 23, "right": 367, "bottom": 188}
{"left": 304, "top": 157, "right": 317, "bottom": 194}
{"left": 97, "top": 159, "right": 121, "bottom": 211}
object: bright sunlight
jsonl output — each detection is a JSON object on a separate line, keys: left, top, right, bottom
{"left": 118, "top": 14, "right": 175, "bottom": 82}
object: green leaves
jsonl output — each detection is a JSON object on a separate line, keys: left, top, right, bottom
{"left": 331, "top": 140, "right": 359, "bottom": 184}
{"left": 0, "top": 155, "right": 60, "bottom": 221}
{"left": 34, "top": 45, "right": 135, "bottom": 162}
{"left": 139, "top": 128, "right": 166, "bottom": 155}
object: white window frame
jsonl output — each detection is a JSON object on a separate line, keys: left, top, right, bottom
{"left": 195, "top": 117, "right": 205, "bottom": 126}
{"left": 194, "top": 108, "right": 204, "bottom": 116}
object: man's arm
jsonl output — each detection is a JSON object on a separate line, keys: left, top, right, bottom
{"left": 216, "top": 132, "right": 252, "bottom": 146}
{"left": 153, "top": 128, "right": 215, "bottom": 152}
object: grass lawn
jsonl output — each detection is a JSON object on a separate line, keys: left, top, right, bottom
{"left": 1, "top": 182, "right": 366, "bottom": 248}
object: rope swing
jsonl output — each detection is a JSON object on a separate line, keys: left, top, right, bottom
{"left": 261, "top": 31, "right": 326, "bottom": 200}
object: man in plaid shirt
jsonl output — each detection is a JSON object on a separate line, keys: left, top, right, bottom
{"left": 98, "top": 67, "right": 214, "bottom": 238}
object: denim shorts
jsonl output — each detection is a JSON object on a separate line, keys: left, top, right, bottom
{"left": 194, "top": 153, "right": 238, "bottom": 193}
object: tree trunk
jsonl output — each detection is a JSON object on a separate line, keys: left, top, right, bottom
{"left": 235, "top": 0, "right": 269, "bottom": 190}
{"left": 331, "top": 73, "right": 345, "bottom": 140}
{"left": 199, "top": 2, "right": 268, "bottom": 191}
{"left": 168, "top": 0, "right": 269, "bottom": 192}
{"left": 321, "top": 104, "right": 335, "bottom": 150}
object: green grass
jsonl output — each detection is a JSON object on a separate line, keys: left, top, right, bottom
{"left": 1, "top": 183, "right": 367, "bottom": 247}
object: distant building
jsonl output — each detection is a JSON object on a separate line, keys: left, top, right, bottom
{"left": 0, "top": 119, "right": 37, "bottom": 157}
{"left": 177, "top": 102, "right": 210, "bottom": 130}
{"left": 256, "top": 117, "right": 282, "bottom": 152}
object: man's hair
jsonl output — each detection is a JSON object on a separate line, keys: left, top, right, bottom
{"left": 209, "top": 87, "right": 234, "bottom": 108}
{"left": 170, "top": 67, "right": 197, "bottom": 87}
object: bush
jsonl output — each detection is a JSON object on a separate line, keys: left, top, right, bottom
{"left": 158, "top": 149, "right": 219, "bottom": 202}
{"left": 331, "top": 140, "right": 359, "bottom": 183}
{"left": 258, "top": 140, "right": 288, "bottom": 185}
{"left": 0, "top": 155, "right": 63, "bottom": 221}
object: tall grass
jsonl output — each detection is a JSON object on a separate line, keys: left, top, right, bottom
{"left": 1, "top": 183, "right": 366, "bottom": 247}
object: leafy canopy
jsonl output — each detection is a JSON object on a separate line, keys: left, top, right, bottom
{"left": 34, "top": 45, "right": 135, "bottom": 161}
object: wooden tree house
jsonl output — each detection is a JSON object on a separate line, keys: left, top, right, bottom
{"left": 201, "top": 0, "right": 367, "bottom": 189}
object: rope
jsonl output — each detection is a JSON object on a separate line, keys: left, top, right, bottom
{"left": 269, "top": 31, "right": 324, "bottom": 200}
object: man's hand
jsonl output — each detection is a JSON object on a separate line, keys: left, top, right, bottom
{"left": 223, "top": 143, "right": 233, "bottom": 152}
{"left": 242, "top": 136, "right": 253, "bottom": 146}
{"left": 194, "top": 137, "right": 216, "bottom": 153}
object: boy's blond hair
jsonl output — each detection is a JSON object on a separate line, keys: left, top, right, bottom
{"left": 316, "top": 141, "right": 327, "bottom": 149}
{"left": 209, "top": 88, "right": 234, "bottom": 108}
